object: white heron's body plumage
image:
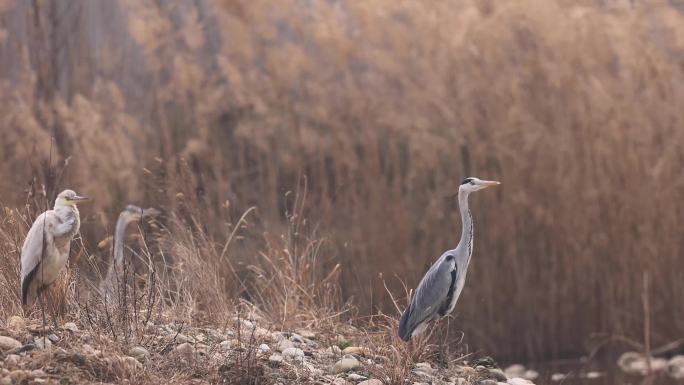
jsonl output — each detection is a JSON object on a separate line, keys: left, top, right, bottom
{"left": 20, "top": 191, "right": 84, "bottom": 306}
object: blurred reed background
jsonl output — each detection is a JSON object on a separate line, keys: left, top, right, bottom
{"left": 0, "top": 0, "right": 683, "bottom": 362}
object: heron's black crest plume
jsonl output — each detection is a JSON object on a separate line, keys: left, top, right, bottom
{"left": 461, "top": 177, "right": 474, "bottom": 185}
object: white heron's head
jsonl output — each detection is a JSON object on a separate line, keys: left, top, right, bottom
{"left": 55, "top": 189, "right": 90, "bottom": 207}
{"left": 459, "top": 177, "right": 501, "bottom": 194}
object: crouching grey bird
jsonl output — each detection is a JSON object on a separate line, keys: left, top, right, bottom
{"left": 21, "top": 189, "right": 89, "bottom": 307}
{"left": 398, "top": 177, "right": 500, "bottom": 341}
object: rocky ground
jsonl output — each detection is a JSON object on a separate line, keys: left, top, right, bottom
{"left": 0, "top": 314, "right": 540, "bottom": 385}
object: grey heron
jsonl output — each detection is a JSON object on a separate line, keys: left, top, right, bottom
{"left": 398, "top": 177, "right": 500, "bottom": 341}
{"left": 20, "top": 189, "right": 89, "bottom": 307}
{"left": 99, "top": 205, "right": 160, "bottom": 299}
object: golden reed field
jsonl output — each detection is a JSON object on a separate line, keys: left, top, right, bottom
{"left": 1, "top": 0, "right": 683, "bottom": 363}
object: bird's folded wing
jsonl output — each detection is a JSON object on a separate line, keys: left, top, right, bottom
{"left": 20, "top": 212, "right": 53, "bottom": 279}
{"left": 400, "top": 255, "right": 457, "bottom": 334}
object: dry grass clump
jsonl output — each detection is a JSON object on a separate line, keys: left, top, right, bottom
{"left": 0, "top": 0, "right": 683, "bottom": 361}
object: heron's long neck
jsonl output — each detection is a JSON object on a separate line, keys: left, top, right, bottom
{"left": 103, "top": 217, "right": 131, "bottom": 291}
{"left": 112, "top": 217, "right": 131, "bottom": 273}
{"left": 457, "top": 190, "right": 474, "bottom": 264}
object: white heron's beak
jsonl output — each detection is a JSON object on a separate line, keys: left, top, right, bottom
{"left": 477, "top": 180, "right": 501, "bottom": 188}
{"left": 69, "top": 195, "right": 90, "bottom": 203}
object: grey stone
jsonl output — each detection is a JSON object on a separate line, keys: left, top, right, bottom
{"left": 0, "top": 337, "right": 21, "bottom": 351}
{"left": 130, "top": 346, "right": 151, "bottom": 361}
{"left": 282, "top": 347, "right": 304, "bottom": 358}
{"left": 278, "top": 339, "right": 294, "bottom": 352}
{"left": 669, "top": 355, "right": 684, "bottom": 379}
{"left": 332, "top": 355, "right": 361, "bottom": 374}
{"left": 269, "top": 354, "right": 283, "bottom": 364}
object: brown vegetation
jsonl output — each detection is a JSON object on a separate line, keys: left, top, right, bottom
{"left": 0, "top": 0, "right": 683, "bottom": 363}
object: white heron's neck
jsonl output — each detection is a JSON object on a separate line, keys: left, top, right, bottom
{"left": 457, "top": 189, "right": 474, "bottom": 264}
{"left": 54, "top": 203, "right": 78, "bottom": 214}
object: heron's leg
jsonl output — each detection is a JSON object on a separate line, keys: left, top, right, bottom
{"left": 37, "top": 289, "right": 50, "bottom": 337}
{"left": 436, "top": 318, "right": 451, "bottom": 368}
{"left": 444, "top": 316, "right": 451, "bottom": 365}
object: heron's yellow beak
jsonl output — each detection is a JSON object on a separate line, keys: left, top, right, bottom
{"left": 69, "top": 196, "right": 90, "bottom": 203}
{"left": 479, "top": 180, "right": 501, "bottom": 188}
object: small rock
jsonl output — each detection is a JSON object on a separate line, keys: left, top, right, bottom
{"left": 4, "top": 354, "right": 19, "bottom": 369}
{"left": 652, "top": 357, "right": 669, "bottom": 372}
{"left": 358, "top": 380, "right": 383, "bottom": 385}
{"left": 668, "top": 355, "right": 684, "bottom": 379}
{"left": 46, "top": 334, "right": 59, "bottom": 343}
{"left": 507, "top": 378, "right": 532, "bottom": 385}
{"left": 0, "top": 337, "right": 21, "bottom": 351}
{"left": 332, "top": 355, "right": 361, "bottom": 374}
{"left": 550, "top": 373, "right": 566, "bottom": 382}
{"left": 269, "top": 354, "right": 283, "bottom": 364}
{"left": 282, "top": 347, "right": 304, "bottom": 358}
{"left": 504, "top": 364, "right": 525, "bottom": 378}
{"left": 523, "top": 370, "right": 539, "bottom": 380}
{"left": 343, "top": 346, "right": 370, "bottom": 356}
{"left": 30, "top": 370, "right": 46, "bottom": 378}
{"left": 6, "top": 317, "right": 25, "bottom": 331}
{"left": 258, "top": 344, "right": 270, "bottom": 352}
{"left": 33, "top": 337, "right": 51, "bottom": 350}
{"left": 348, "top": 373, "right": 367, "bottom": 381}
{"left": 174, "top": 343, "right": 194, "bottom": 359}
{"left": 62, "top": 322, "right": 78, "bottom": 332}
{"left": 0, "top": 377, "right": 11, "bottom": 385}
{"left": 584, "top": 372, "right": 603, "bottom": 379}
{"left": 130, "top": 346, "right": 150, "bottom": 361}
{"left": 278, "top": 339, "right": 294, "bottom": 352}
{"left": 489, "top": 368, "right": 507, "bottom": 381}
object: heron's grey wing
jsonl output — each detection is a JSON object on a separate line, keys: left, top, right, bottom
{"left": 398, "top": 254, "right": 457, "bottom": 341}
{"left": 20, "top": 212, "right": 55, "bottom": 304}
